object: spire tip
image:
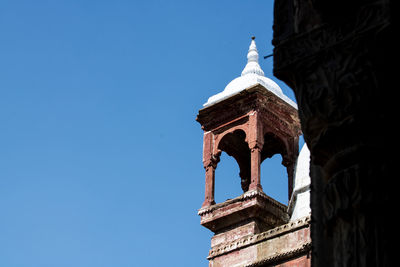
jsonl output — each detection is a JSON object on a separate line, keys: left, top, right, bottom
{"left": 241, "top": 36, "right": 264, "bottom": 77}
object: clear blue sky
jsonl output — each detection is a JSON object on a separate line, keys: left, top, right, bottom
{"left": 0, "top": 1, "right": 303, "bottom": 266}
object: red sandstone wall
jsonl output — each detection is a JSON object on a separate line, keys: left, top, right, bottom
{"left": 275, "top": 255, "right": 311, "bottom": 267}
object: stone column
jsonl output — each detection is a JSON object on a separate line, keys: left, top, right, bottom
{"left": 202, "top": 161, "right": 217, "bottom": 208}
{"left": 283, "top": 157, "right": 295, "bottom": 201}
{"left": 248, "top": 111, "right": 263, "bottom": 192}
{"left": 273, "top": 0, "right": 395, "bottom": 265}
{"left": 202, "top": 131, "right": 219, "bottom": 208}
{"left": 249, "top": 144, "right": 263, "bottom": 191}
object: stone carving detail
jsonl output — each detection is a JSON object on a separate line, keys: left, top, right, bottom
{"left": 244, "top": 242, "right": 311, "bottom": 267}
{"left": 208, "top": 215, "right": 310, "bottom": 259}
{"left": 198, "top": 188, "right": 287, "bottom": 217}
{"left": 273, "top": 0, "right": 394, "bottom": 266}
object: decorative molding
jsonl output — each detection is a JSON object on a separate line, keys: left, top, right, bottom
{"left": 198, "top": 189, "right": 287, "bottom": 216}
{"left": 207, "top": 215, "right": 310, "bottom": 259}
{"left": 244, "top": 242, "right": 311, "bottom": 267}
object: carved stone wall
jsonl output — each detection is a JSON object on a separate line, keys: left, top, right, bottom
{"left": 206, "top": 216, "right": 311, "bottom": 267}
{"left": 273, "top": 0, "right": 395, "bottom": 266}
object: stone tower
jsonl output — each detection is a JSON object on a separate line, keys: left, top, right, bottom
{"left": 196, "top": 37, "right": 311, "bottom": 266}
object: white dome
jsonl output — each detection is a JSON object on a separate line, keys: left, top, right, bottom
{"left": 288, "top": 143, "right": 311, "bottom": 221}
{"left": 224, "top": 74, "right": 283, "bottom": 99}
{"left": 203, "top": 37, "right": 297, "bottom": 108}
{"left": 293, "top": 143, "right": 311, "bottom": 191}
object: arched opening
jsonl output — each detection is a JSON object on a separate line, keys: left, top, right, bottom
{"left": 261, "top": 153, "right": 288, "bottom": 205}
{"left": 260, "top": 132, "right": 289, "bottom": 205}
{"left": 214, "top": 152, "right": 243, "bottom": 203}
{"left": 216, "top": 129, "right": 251, "bottom": 201}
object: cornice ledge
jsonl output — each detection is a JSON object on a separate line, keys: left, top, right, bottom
{"left": 207, "top": 215, "right": 310, "bottom": 259}
{"left": 244, "top": 241, "right": 311, "bottom": 267}
{"left": 198, "top": 190, "right": 287, "bottom": 216}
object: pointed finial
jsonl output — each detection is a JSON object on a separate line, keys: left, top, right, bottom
{"left": 241, "top": 36, "right": 265, "bottom": 77}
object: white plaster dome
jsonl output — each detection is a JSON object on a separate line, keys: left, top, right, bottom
{"left": 293, "top": 143, "right": 311, "bottom": 191}
{"left": 223, "top": 74, "right": 284, "bottom": 100}
{"left": 203, "top": 37, "right": 297, "bottom": 108}
{"left": 288, "top": 143, "right": 311, "bottom": 221}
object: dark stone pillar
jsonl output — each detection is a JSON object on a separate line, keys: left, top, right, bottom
{"left": 273, "top": 0, "right": 395, "bottom": 266}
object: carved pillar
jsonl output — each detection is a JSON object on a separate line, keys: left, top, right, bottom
{"left": 273, "top": 0, "right": 395, "bottom": 266}
{"left": 248, "top": 111, "right": 263, "bottom": 191}
{"left": 249, "top": 144, "right": 263, "bottom": 191}
{"left": 202, "top": 131, "right": 219, "bottom": 208}
{"left": 283, "top": 136, "right": 299, "bottom": 200}
{"left": 282, "top": 157, "right": 295, "bottom": 200}
{"left": 202, "top": 159, "right": 218, "bottom": 208}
